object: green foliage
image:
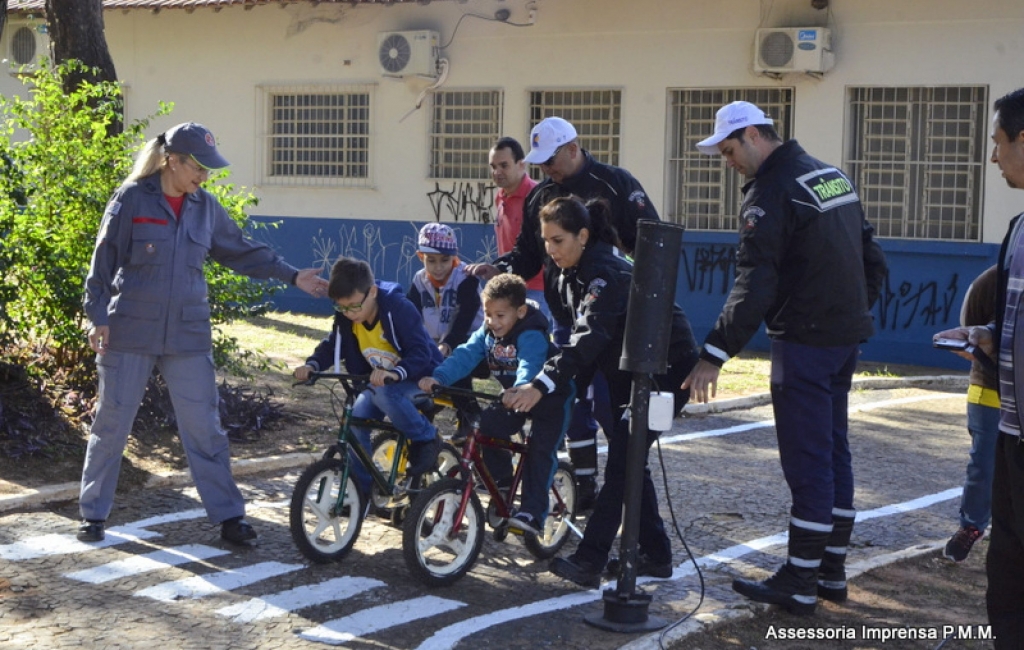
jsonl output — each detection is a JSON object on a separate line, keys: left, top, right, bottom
{"left": 0, "top": 60, "right": 153, "bottom": 380}
{"left": 0, "top": 60, "right": 281, "bottom": 383}
{"left": 202, "top": 178, "right": 286, "bottom": 376}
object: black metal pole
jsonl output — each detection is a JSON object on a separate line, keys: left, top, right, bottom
{"left": 585, "top": 219, "right": 685, "bottom": 632}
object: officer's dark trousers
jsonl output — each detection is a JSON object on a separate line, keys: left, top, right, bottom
{"left": 769, "top": 339, "right": 859, "bottom": 526}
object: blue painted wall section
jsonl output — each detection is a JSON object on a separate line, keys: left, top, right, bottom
{"left": 251, "top": 215, "right": 999, "bottom": 370}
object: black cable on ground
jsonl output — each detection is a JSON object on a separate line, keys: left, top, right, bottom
{"left": 654, "top": 434, "right": 705, "bottom": 650}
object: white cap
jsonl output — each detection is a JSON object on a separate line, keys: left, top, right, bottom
{"left": 696, "top": 101, "right": 774, "bottom": 155}
{"left": 523, "top": 117, "right": 578, "bottom": 164}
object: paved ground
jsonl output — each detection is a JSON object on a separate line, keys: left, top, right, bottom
{"left": 0, "top": 378, "right": 977, "bottom": 650}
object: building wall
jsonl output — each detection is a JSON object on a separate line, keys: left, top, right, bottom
{"left": 2, "top": 0, "right": 1021, "bottom": 367}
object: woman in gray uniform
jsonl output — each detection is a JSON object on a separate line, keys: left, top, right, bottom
{"left": 79, "top": 122, "right": 327, "bottom": 544}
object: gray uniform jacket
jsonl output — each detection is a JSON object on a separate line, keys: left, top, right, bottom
{"left": 84, "top": 173, "right": 298, "bottom": 356}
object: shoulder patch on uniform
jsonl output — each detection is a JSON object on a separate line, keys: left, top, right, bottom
{"left": 795, "top": 168, "right": 860, "bottom": 212}
{"left": 742, "top": 205, "right": 766, "bottom": 231}
{"left": 584, "top": 277, "right": 608, "bottom": 305}
{"left": 628, "top": 190, "right": 647, "bottom": 210}
{"left": 108, "top": 200, "right": 121, "bottom": 215}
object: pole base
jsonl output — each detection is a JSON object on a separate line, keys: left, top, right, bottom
{"left": 583, "top": 589, "right": 669, "bottom": 633}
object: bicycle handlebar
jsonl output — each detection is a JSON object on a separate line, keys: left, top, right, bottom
{"left": 292, "top": 371, "right": 396, "bottom": 388}
{"left": 429, "top": 384, "right": 504, "bottom": 403}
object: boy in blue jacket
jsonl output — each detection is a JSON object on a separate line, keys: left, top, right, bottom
{"left": 294, "top": 257, "right": 443, "bottom": 493}
{"left": 419, "top": 274, "right": 574, "bottom": 536}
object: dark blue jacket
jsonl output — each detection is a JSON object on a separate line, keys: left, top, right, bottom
{"left": 305, "top": 281, "right": 443, "bottom": 382}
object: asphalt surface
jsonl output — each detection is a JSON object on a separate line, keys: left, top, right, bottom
{"left": 0, "top": 376, "right": 974, "bottom": 650}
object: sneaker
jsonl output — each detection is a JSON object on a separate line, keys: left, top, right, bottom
{"left": 549, "top": 554, "right": 603, "bottom": 588}
{"left": 944, "top": 525, "right": 983, "bottom": 562}
{"left": 77, "top": 520, "right": 105, "bottom": 542}
{"left": 406, "top": 436, "right": 441, "bottom": 476}
{"left": 221, "top": 517, "right": 258, "bottom": 545}
{"left": 508, "top": 512, "right": 541, "bottom": 536}
{"left": 605, "top": 553, "right": 673, "bottom": 579}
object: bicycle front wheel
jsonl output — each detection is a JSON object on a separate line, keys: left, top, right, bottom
{"left": 402, "top": 477, "right": 484, "bottom": 586}
{"left": 524, "top": 461, "right": 577, "bottom": 559}
{"left": 289, "top": 457, "right": 364, "bottom": 563}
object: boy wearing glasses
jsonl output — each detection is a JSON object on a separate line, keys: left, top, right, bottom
{"left": 293, "top": 257, "right": 443, "bottom": 493}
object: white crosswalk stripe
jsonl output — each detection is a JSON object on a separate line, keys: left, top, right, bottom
{"left": 64, "top": 544, "right": 230, "bottom": 584}
{"left": 134, "top": 560, "right": 303, "bottom": 602}
{"left": 216, "top": 576, "right": 386, "bottom": 623}
{"left": 301, "top": 596, "right": 466, "bottom": 645}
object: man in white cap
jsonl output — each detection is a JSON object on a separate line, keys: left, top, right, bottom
{"left": 467, "top": 116, "right": 660, "bottom": 511}
{"left": 682, "top": 101, "right": 887, "bottom": 615}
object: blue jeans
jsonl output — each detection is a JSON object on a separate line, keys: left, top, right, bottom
{"left": 349, "top": 380, "right": 436, "bottom": 493}
{"left": 960, "top": 400, "right": 1000, "bottom": 531}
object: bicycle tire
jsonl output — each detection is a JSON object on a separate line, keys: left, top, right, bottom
{"left": 369, "top": 433, "right": 462, "bottom": 500}
{"left": 402, "top": 477, "right": 484, "bottom": 587}
{"left": 289, "top": 457, "right": 364, "bottom": 563}
{"left": 523, "top": 461, "right": 577, "bottom": 559}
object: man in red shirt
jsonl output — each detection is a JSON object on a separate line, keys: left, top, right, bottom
{"left": 489, "top": 137, "right": 551, "bottom": 322}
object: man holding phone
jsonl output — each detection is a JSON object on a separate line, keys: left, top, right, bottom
{"left": 933, "top": 87, "right": 1024, "bottom": 647}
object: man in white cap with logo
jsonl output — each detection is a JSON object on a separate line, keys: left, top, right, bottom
{"left": 682, "top": 101, "right": 887, "bottom": 615}
{"left": 467, "top": 116, "right": 661, "bottom": 511}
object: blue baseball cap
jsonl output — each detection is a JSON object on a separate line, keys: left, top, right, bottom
{"left": 162, "top": 122, "right": 230, "bottom": 169}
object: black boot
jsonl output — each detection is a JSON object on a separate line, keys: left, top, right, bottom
{"left": 576, "top": 475, "right": 598, "bottom": 511}
{"left": 732, "top": 520, "right": 831, "bottom": 616}
{"left": 818, "top": 510, "right": 855, "bottom": 603}
{"left": 567, "top": 442, "right": 598, "bottom": 511}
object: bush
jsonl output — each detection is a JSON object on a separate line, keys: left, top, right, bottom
{"left": 0, "top": 60, "right": 281, "bottom": 384}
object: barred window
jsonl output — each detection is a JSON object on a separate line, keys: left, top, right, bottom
{"left": 259, "top": 84, "right": 374, "bottom": 187}
{"left": 666, "top": 88, "right": 793, "bottom": 230}
{"left": 429, "top": 90, "right": 503, "bottom": 180}
{"left": 528, "top": 89, "right": 621, "bottom": 179}
{"left": 845, "top": 86, "right": 987, "bottom": 240}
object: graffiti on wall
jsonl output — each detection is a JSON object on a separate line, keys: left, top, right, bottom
{"left": 426, "top": 182, "right": 496, "bottom": 224}
{"left": 308, "top": 221, "right": 497, "bottom": 288}
{"left": 876, "top": 272, "right": 961, "bottom": 331}
{"left": 676, "top": 243, "right": 964, "bottom": 333}
{"left": 681, "top": 244, "right": 737, "bottom": 295}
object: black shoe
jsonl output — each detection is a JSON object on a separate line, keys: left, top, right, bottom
{"left": 450, "top": 419, "right": 472, "bottom": 445}
{"left": 732, "top": 565, "right": 817, "bottom": 616}
{"left": 221, "top": 517, "right": 258, "bottom": 545}
{"left": 576, "top": 475, "right": 597, "bottom": 511}
{"left": 605, "top": 553, "right": 673, "bottom": 579}
{"left": 77, "top": 520, "right": 105, "bottom": 542}
{"left": 406, "top": 436, "right": 441, "bottom": 476}
{"left": 549, "top": 554, "right": 603, "bottom": 588}
{"left": 944, "top": 525, "right": 983, "bottom": 563}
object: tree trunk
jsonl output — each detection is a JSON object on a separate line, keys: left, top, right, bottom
{"left": 44, "top": 0, "right": 121, "bottom": 132}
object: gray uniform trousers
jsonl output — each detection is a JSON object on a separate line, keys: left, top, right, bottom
{"left": 79, "top": 350, "right": 244, "bottom": 524}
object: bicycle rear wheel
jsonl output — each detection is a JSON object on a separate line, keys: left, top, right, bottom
{"left": 289, "top": 457, "right": 364, "bottom": 563}
{"left": 402, "top": 477, "right": 484, "bottom": 586}
{"left": 523, "top": 461, "right": 577, "bottom": 559}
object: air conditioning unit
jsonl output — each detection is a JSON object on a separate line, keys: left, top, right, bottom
{"left": 6, "top": 19, "right": 49, "bottom": 74}
{"left": 377, "top": 30, "right": 439, "bottom": 78}
{"left": 754, "top": 27, "right": 834, "bottom": 74}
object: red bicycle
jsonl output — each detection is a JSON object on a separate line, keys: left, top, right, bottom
{"left": 402, "top": 384, "right": 580, "bottom": 586}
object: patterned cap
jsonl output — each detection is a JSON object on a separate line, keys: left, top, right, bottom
{"left": 418, "top": 223, "right": 459, "bottom": 255}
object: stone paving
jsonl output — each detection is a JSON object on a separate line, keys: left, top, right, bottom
{"left": 0, "top": 380, "right": 971, "bottom": 650}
